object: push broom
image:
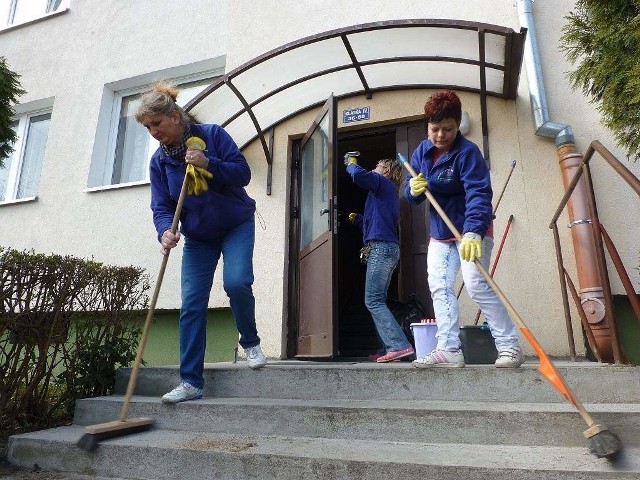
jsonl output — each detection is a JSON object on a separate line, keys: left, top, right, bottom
{"left": 398, "top": 153, "right": 622, "bottom": 459}
{"left": 77, "top": 137, "right": 207, "bottom": 451}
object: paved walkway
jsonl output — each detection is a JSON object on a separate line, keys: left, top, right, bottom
{"left": 0, "top": 461, "right": 119, "bottom": 480}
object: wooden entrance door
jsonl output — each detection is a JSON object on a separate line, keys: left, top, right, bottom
{"left": 295, "top": 95, "right": 337, "bottom": 357}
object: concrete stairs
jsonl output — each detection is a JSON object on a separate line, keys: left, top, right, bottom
{"left": 7, "top": 360, "right": 640, "bottom": 479}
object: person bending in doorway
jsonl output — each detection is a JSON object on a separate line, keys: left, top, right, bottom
{"left": 135, "top": 81, "right": 266, "bottom": 404}
{"left": 403, "top": 90, "right": 524, "bottom": 368}
{"left": 346, "top": 154, "right": 414, "bottom": 363}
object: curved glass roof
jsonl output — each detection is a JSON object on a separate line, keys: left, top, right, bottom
{"left": 186, "top": 19, "right": 526, "bottom": 160}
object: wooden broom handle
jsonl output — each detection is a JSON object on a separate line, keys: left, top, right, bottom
{"left": 119, "top": 174, "right": 189, "bottom": 421}
{"left": 401, "top": 159, "right": 597, "bottom": 428}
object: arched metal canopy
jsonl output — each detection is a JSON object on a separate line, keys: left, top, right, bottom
{"left": 186, "top": 19, "right": 527, "bottom": 165}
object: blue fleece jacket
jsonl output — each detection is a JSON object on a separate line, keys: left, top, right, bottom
{"left": 403, "top": 132, "right": 492, "bottom": 240}
{"left": 347, "top": 163, "right": 399, "bottom": 244}
{"left": 149, "top": 123, "right": 256, "bottom": 242}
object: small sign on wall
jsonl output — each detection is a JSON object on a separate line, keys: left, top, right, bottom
{"left": 343, "top": 106, "right": 370, "bottom": 124}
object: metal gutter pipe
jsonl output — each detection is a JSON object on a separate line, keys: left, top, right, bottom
{"left": 516, "top": 0, "right": 615, "bottom": 361}
{"left": 517, "top": 0, "right": 570, "bottom": 139}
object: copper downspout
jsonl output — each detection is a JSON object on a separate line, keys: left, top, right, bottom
{"left": 556, "top": 141, "right": 614, "bottom": 362}
{"left": 517, "top": 0, "right": 615, "bottom": 361}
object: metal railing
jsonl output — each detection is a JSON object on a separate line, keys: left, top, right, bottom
{"left": 549, "top": 140, "right": 640, "bottom": 364}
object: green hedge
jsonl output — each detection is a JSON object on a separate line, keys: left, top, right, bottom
{"left": 0, "top": 247, "right": 149, "bottom": 440}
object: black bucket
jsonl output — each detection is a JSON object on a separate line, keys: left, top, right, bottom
{"left": 459, "top": 324, "right": 498, "bottom": 364}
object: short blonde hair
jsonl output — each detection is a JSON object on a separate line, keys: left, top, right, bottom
{"left": 378, "top": 158, "right": 403, "bottom": 186}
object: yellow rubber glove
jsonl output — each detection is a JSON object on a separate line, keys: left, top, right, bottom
{"left": 409, "top": 173, "right": 428, "bottom": 197}
{"left": 184, "top": 136, "right": 213, "bottom": 196}
{"left": 186, "top": 164, "right": 213, "bottom": 195}
{"left": 343, "top": 151, "right": 360, "bottom": 167}
{"left": 186, "top": 136, "right": 206, "bottom": 151}
{"left": 348, "top": 212, "right": 357, "bottom": 223}
{"left": 460, "top": 232, "right": 482, "bottom": 262}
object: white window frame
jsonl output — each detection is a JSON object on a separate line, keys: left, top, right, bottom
{"left": 0, "top": 107, "right": 52, "bottom": 205}
{"left": 105, "top": 76, "right": 212, "bottom": 188}
{"left": 86, "top": 57, "right": 225, "bottom": 192}
{"left": 1, "top": 0, "right": 69, "bottom": 31}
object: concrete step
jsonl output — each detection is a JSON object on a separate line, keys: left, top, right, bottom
{"left": 117, "top": 360, "right": 640, "bottom": 404}
{"left": 8, "top": 361, "right": 640, "bottom": 479}
{"left": 72, "top": 396, "right": 640, "bottom": 448}
{"left": 8, "top": 426, "right": 640, "bottom": 480}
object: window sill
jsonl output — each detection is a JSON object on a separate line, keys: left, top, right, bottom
{"left": 0, "top": 196, "right": 37, "bottom": 207}
{"left": 0, "top": 7, "right": 69, "bottom": 34}
{"left": 85, "top": 179, "right": 150, "bottom": 193}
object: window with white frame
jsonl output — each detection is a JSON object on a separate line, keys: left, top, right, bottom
{"left": 1, "top": 0, "right": 68, "bottom": 28}
{"left": 0, "top": 110, "right": 51, "bottom": 202}
{"left": 89, "top": 77, "right": 213, "bottom": 189}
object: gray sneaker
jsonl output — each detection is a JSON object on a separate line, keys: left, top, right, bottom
{"left": 245, "top": 344, "right": 267, "bottom": 369}
{"left": 161, "top": 382, "right": 203, "bottom": 403}
{"left": 495, "top": 347, "right": 524, "bottom": 368}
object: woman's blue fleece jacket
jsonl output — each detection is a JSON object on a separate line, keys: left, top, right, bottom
{"left": 347, "top": 163, "right": 399, "bottom": 245}
{"left": 149, "top": 123, "right": 256, "bottom": 242}
{"left": 403, "top": 131, "right": 492, "bottom": 240}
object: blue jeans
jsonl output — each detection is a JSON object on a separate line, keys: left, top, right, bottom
{"left": 179, "top": 216, "right": 260, "bottom": 388}
{"left": 427, "top": 237, "right": 520, "bottom": 352}
{"left": 364, "top": 241, "right": 411, "bottom": 353}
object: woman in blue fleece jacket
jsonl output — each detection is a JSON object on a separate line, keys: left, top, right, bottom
{"left": 403, "top": 90, "right": 523, "bottom": 368}
{"left": 346, "top": 155, "right": 414, "bottom": 363}
{"left": 135, "top": 81, "right": 265, "bottom": 404}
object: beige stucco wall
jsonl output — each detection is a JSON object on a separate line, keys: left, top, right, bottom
{"left": 2, "top": 0, "right": 639, "bottom": 359}
{"left": 234, "top": 0, "right": 640, "bottom": 357}
{"left": 0, "top": 1, "right": 233, "bottom": 340}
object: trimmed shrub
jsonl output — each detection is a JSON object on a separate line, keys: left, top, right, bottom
{"left": 0, "top": 247, "right": 149, "bottom": 438}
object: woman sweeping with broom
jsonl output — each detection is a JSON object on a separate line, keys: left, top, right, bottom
{"left": 400, "top": 90, "right": 621, "bottom": 458}
{"left": 404, "top": 90, "right": 524, "bottom": 368}
{"left": 136, "top": 81, "right": 267, "bottom": 403}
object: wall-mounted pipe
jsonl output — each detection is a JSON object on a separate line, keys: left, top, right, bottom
{"left": 516, "top": 0, "right": 569, "bottom": 139}
{"left": 516, "top": 0, "right": 615, "bottom": 361}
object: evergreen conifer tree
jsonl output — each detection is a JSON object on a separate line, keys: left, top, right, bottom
{"left": 0, "top": 57, "right": 25, "bottom": 168}
{"left": 561, "top": 1, "right": 640, "bottom": 161}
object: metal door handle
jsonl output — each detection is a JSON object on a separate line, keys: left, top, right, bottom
{"left": 319, "top": 208, "right": 330, "bottom": 216}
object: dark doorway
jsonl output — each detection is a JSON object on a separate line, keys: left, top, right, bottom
{"left": 335, "top": 122, "right": 436, "bottom": 359}
{"left": 336, "top": 130, "right": 399, "bottom": 358}
{"left": 287, "top": 120, "right": 434, "bottom": 360}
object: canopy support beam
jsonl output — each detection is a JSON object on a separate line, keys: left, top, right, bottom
{"left": 225, "top": 79, "right": 273, "bottom": 172}
{"left": 341, "top": 34, "right": 373, "bottom": 99}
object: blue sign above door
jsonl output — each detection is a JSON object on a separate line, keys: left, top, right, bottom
{"left": 343, "top": 107, "right": 370, "bottom": 124}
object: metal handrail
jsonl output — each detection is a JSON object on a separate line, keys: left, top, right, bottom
{"left": 549, "top": 140, "right": 640, "bottom": 364}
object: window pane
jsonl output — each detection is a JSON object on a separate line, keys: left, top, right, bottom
{"left": 110, "top": 78, "right": 212, "bottom": 186}
{"left": 46, "top": 0, "right": 63, "bottom": 13}
{"left": 0, "top": 1, "right": 11, "bottom": 26}
{"left": 177, "top": 79, "right": 211, "bottom": 105}
{"left": 299, "top": 112, "right": 330, "bottom": 251}
{"left": 17, "top": 113, "right": 50, "bottom": 198}
{"left": 112, "top": 96, "right": 150, "bottom": 184}
{"left": 12, "top": 0, "right": 48, "bottom": 24}
{"left": 0, "top": 120, "right": 18, "bottom": 201}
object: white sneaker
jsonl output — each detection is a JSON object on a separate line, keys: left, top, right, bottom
{"left": 495, "top": 347, "right": 524, "bottom": 368}
{"left": 161, "top": 382, "right": 203, "bottom": 403}
{"left": 412, "top": 349, "right": 465, "bottom": 368}
{"left": 245, "top": 344, "right": 266, "bottom": 369}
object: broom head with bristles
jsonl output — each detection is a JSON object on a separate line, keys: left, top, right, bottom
{"left": 76, "top": 418, "right": 154, "bottom": 452}
{"left": 584, "top": 424, "right": 622, "bottom": 459}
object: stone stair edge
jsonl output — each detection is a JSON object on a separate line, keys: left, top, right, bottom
{"left": 77, "top": 395, "right": 640, "bottom": 412}
{"left": 8, "top": 426, "right": 640, "bottom": 475}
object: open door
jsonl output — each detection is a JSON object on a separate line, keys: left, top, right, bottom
{"left": 295, "top": 95, "right": 337, "bottom": 358}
